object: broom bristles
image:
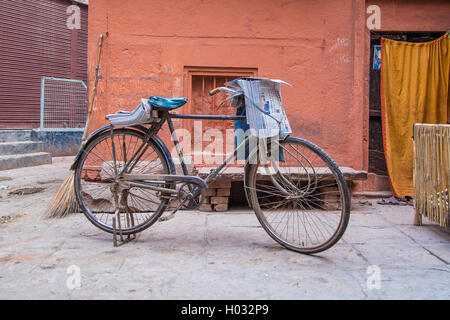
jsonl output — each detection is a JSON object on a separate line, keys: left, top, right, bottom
{"left": 45, "top": 173, "right": 79, "bottom": 218}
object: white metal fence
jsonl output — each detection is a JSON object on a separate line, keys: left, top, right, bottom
{"left": 40, "top": 77, "right": 87, "bottom": 130}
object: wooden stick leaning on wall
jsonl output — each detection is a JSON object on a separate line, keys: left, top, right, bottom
{"left": 45, "top": 33, "right": 105, "bottom": 218}
{"left": 82, "top": 33, "right": 104, "bottom": 141}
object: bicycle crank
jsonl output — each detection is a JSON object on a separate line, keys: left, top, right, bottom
{"left": 177, "top": 183, "right": 205, "bottom": 210}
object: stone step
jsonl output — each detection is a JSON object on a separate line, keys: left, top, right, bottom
{"left": 0, "top": 152, "right": 52, "bottom": 171}
{"left": 197, "top": 166, "right": 368, "bottom": 182}
{"left": 353, "top": 191, "right": 393, "bottom": 198}
{"left": 0, "top": 141, "right": 44, "bottom": 155}
{"left": 0, "top": 130, "right": 36, "bottom": 142}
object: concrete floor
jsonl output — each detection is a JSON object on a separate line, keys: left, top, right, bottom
{"left": 0, "top": 157, "right": 449, "bottom": 300}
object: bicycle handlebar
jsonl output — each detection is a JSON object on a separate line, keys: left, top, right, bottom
{"left": 209, "top": 88, "right": 221, "bottom": 96}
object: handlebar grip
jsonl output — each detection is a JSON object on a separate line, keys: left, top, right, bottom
{"left": 209, "top": 88, "right": 221, "bottom": 96}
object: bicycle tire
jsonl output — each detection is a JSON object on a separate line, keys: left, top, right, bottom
{"left": 74, "top": 128, "right": 174, "bottom": 235}
{"left": 245, "top": 136, "right": 351, "bottom": 254}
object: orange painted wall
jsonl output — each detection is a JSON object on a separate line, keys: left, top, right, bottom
{"left": 87, "top": 0, "right": 450, "bottom": 171}
{"left": 369, "top": 0, "right": 450, "bottom": 31}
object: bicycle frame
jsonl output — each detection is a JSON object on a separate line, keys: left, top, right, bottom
{"left": 112, "top": 110, "right": 252, "bottom": 193}
{"left": 168, "top": 112, "right": 249, "bottom": 184}
{"left": 107, "top": 108, "right": 287, "bottom": 201}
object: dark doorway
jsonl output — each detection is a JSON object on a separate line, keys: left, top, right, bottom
{"left": 368, "top": 31, "right": 446, "bottom": 176}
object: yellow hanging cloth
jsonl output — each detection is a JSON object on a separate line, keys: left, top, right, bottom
{"left": 381, "top": 33, "right": 450, "bottom": 198}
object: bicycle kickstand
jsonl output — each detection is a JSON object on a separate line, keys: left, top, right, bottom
{"left": 112, "top": 194, "right": 138, "bottom": 247}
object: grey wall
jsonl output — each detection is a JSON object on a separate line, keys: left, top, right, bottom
{"left": 37, "top": 131, "right": 83, "bottom": 156}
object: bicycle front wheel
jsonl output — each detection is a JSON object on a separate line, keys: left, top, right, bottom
{"left": 245, "top": 137, "right": 350, "bottom": 254}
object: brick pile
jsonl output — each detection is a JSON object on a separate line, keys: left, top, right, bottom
{"left": 199, "top": 179, "right": 231, "bottom": 212}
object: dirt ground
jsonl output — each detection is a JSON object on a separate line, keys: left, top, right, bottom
{"left": 0, "top": 157, "right": 449, "bottom": 300}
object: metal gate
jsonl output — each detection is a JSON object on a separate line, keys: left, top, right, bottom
{"left": 40, "top": 77, "right": 87, "bottom": 131}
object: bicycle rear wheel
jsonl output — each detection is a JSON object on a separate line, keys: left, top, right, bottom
{"left": 245, "top": 137, "right": 350, "bottom": 254}
{"left": 74, "top": 128, "right": 174, "bottom": 235}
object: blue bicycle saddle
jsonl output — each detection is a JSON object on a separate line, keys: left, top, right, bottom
{"left": 149, "top": 96, "right": 188, "bottom": 109}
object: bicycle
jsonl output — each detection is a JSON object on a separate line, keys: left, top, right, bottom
{"left": 72, "top": 78, "right": 350, "bottom": 254}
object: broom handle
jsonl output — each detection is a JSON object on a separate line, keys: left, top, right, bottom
{"left": 82, "top": 34, "right": 104, "bottom": 141}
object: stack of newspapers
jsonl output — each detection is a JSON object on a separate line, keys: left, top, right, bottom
{"left": 225, "top": 77, "right": 292, "bottom": 138}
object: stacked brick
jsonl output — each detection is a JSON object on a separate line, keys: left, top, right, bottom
{"left": 199, "top": 179, "right": 231, "bottom": 212}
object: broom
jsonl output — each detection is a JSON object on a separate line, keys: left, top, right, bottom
{"left": 45, "top": 34, "right": 104, "bottom": 218}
